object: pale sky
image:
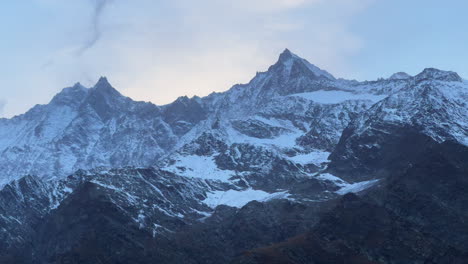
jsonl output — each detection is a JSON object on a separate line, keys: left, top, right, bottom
{"left": 1, "top": 0, "right": 468, "bottom": 117}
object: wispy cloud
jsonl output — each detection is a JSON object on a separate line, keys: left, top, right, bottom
{"left": 0, "top": 0, "right": 375, "bottom": 117}
{"left": 105, "top": 0, "right": 374, "bottom": 102}
{"left": 39, "top": 0, "right": 374, "bottom": 100}
{"left": 77, "top": 0, "right": 113, "bottom": 56}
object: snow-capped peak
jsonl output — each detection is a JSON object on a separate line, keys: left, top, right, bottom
{"left": 389, "top": 72, "right": 412, "bottom": 80}
{"left": 96, "top": 76, "right": 111, "bottom": 86}
{"left": 91, "top": 76, "right": 123, "bottom": 97}
{"left": 274, "top": 48, "right": 335, "bottom": 80}
{"left": 414, "top": 68, "right": 462, "bottom": 82}
{"left": 50, "top": 82, "right": 89, "bottom": 106}
{"left": 278, "top": 48, "right": 295, "bottom": 62}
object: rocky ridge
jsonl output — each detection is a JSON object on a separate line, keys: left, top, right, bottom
{"left": 0, "top": 49, "right": 467, "bottom": 263}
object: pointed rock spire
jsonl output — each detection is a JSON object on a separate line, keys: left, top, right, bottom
{"left": 94, "top": 76, "right": 113, "bottom": 91}
{"left": 278, "top": 48, "right": 294, "bottom": 62}
{"left": 271, "top": 48, "right": 335, "bottom": 80}
{"left": 91, "top": 76, "right": 123, "bottom": 98}
{"left": 85, "top": 77, "right": 127, "bottom": 121}
{"left": 95, "top": 76, "right": 110, "bottom": 86}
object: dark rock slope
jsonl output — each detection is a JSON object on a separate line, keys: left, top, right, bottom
{"left": 234, "top": 138, "right": 468, "bottom": 264}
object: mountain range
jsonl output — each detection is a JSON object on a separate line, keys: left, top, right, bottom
{"left": 0, "top": 49, "right": 467, "bottom": 263}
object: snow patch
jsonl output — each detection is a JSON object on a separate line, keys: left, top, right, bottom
{"left": 135, "top": 210, "right": 146, "bottom": 229}
{"left": 203, "top": 189, "right": 290, "bottom": 208}
{"left": 316, "top": 173, "right": 379, "bottom": 194}
{"left": 162, "top": 155, "right": 235, "bottom": 182}
{"left": 290, "top": 90, "right": 386, "bottom": 104}
{"left": 336, "top": 179, "right": 380, "bottom": 195}
{"left": 316, "top": 173, "right": 348, "bottom": 187}
{"left": 226, "top": 123, "right": 302, "bottom": 149}
{"left": 288, "top": 151, "right": 330, "bottom": 166}
{"left": 152, "top": 223, "right": 173, "bottom": 237}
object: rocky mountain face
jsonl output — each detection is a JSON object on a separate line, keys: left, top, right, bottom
{"left": 0, "top": 49, "right": 467, "bottom": 263}
{"left": 0, "top": 49, "right": 407, "bottom": 186}
{"left": 234, "top": 138, "right": 468, "bottom": 264}
{"left": 328, "top": 68, "right": 468, "bottom": 181}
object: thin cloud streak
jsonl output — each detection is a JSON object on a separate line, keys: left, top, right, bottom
{"left": 0, "top": 0, "right": 375, "bottom": 118}
{"left": 77, "top": 0, "right": 113, "bottom": 56}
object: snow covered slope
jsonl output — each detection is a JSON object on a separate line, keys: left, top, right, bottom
{"left": 0, "top": 49, "right": 464, "bottom": 192}
{"left": 0, "top": 49, "right": 404, "bottom": 186}
{"left": 0, "top": 78, "right": 206, "bottom": 185}
{"left": 328, "top": 68, "right": 468, "bottom": 181}
{"left": 1, "top": 49, "right": 468, "bottom": 263}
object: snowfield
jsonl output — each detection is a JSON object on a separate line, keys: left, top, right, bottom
{"left": 290, "top": 90, "right": 387, "bottom": 104}
{"left": 203, "top": 189, "right": 290, "bottom": 208}
{"left": 161, "top": 154, "right": 236, "bottom": 182}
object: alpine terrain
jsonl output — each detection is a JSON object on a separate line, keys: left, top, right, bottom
{"left": 0, "top": 49, "right": 467, "bottom": 264}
